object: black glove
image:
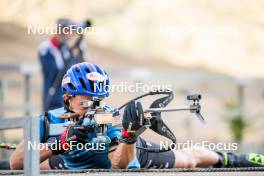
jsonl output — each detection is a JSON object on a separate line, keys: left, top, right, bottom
{"left": 120, "top": 100, "right": 145, "bottom": 144}
{"left": 48, "top": 125, "right": 94, "bottom": 154}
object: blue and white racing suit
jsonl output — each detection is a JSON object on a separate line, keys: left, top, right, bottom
{"left": 39, "top": 106, "right": 140, "bottom": 169}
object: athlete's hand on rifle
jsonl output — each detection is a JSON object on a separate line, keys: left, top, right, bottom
{"left": 47, "top": 125, "right": 95, "bottom": 154}
{"left": 120, "top": 100, "right": 145, "bottom": 144}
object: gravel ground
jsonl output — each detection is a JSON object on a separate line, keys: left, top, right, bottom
{"left": 41, "top": 171, "right": 264, "bottom": 176}
{"left": 1, "top": 168, "right": 264, "bottom": 176}
{"left": 1, "top": 172, "right": 263, "bottom": 176}
{"left": 44, "top": 172, "right": 263, "bottom": 176}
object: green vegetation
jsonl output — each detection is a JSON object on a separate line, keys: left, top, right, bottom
{"left": 223, "top": 100, "right": 248, "bottom": 143}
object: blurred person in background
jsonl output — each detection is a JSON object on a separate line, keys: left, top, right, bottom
{"left": 39, "top": 18, "right": 91, "bottom": 111}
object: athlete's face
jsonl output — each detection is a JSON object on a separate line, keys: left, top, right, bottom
{"left": 63, "top": 95, "right": 92, "bottom": 117}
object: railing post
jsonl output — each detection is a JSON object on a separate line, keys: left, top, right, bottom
{"left": 24, "top": 116, "right": 39, "bottom": 176}
{"left": 23, "top": 74, "right": 31, "bottom": 116}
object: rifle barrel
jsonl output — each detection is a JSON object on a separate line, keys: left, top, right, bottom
{"left": 144, "top": 106, "right": 197, "bottom": 113}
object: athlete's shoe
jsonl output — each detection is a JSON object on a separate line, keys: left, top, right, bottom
{"left": 214, "top": 152, "right": 264, "bottom": 167}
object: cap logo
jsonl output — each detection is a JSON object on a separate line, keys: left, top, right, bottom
{"left": 87, "top": 72, "right": 106, "bottom": 82}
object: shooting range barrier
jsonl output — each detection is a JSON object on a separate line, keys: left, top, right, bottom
{"left": 0, "top": 63, "right": 39, "bottom": 159}
{"left": 0, "top": 116, "right": 39, "bottom": 176}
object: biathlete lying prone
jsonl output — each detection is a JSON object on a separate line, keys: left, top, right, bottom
{"left": 9, "top": 62, "right": 264, "bottom": 170}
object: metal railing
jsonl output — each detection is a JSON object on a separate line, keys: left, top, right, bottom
{"left": 0, "top": 63, "right": 40, "bottom": 116}
{"left": 0, "top": 117, "right": 39, "bottom": 176}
